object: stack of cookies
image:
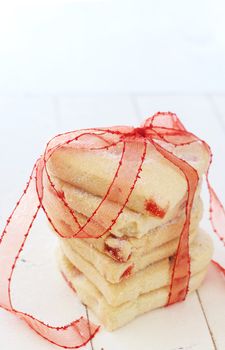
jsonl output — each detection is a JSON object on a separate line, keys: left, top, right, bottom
{"left": 47, "top": 137, "right": 213, "bottom": 331}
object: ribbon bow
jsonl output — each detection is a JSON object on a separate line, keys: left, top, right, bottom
{"left": 0, "top": 112, "right": 224, "bottom": 348}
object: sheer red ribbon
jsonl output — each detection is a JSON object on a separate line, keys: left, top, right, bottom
{"left": 0, "top": 112, "right": 224, "bottom": 348}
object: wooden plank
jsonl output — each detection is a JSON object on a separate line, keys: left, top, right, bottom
{"left": 136, "top": 94, "right": 225, "bottom": 350}
{"left": 92, "top": 292, "right": 215, "bottom": 350}
{"left": 197, "top": 264, "right": 225, "bottom": 350}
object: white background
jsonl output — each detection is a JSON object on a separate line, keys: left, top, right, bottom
{"left": 0, "top": 0, "right": 225, "bottom": 95}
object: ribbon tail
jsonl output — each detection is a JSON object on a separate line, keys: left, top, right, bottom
{"left": 17, "top": 312, "right": 99, "bottom": 349}
{"left": 0, "top": 162, "right": 41, "bottom": 310}
{"left": 0, "top": 159, "right": 99, "bottom": 348}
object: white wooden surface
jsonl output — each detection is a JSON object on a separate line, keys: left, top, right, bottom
{"left": 0, "top": 95, "right": 225, "bottom": 350}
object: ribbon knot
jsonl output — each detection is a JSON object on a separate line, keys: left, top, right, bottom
{"left": 132, "top": 126, "right": 148, "bottom": 138}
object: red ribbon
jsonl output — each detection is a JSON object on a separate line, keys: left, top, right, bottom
{"left": 0, "top": 112, "right": 224, "bottom": 348}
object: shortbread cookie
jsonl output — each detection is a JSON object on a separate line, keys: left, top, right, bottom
{"left": 59, "top": 230, "right": 213, "bottom": 306}
{"left": 48, "top": 140, "right": 209, "bottom": 219}
{"left": 61, "top": 229, "right": 197, "bottom": 284}
{"left": 52, "top": 176, "right": 202, "bottom": 238}
{"left": 82, "top": 198, "right": 202, "bottom": 262}
{"left": 58, "top": 253, "right": 209, "bottom": 331}
{"left": 54, "top": 196, "right": 202, "bottom": 263}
